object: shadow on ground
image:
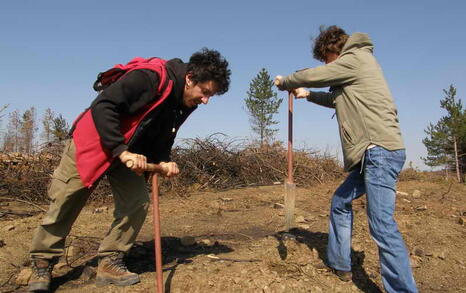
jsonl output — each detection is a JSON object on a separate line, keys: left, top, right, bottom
{"left": 276, "top": 228, "right": 383, "bottom": 293}
{"left": 47, "top": 236, "right": 233, "bottom": 292}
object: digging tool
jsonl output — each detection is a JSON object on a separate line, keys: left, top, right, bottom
{"left": 126, "top": 160, "right": 165, "bottom": 293}
{"left": 126, "top": 161, "right": 166, "bottom": 173}
{"left": 284, "top": 91, "right": 296, "bottom": 232}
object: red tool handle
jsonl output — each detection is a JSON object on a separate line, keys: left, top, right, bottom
{"left": 126, "top": 159, "right": 164, "bottom": 291}
{"left": 152, "top": 175, "right": 163, "bottom": 293}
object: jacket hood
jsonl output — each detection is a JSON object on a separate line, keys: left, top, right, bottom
{"left": 341, "top": 33, "right": 374, "bottom": 54}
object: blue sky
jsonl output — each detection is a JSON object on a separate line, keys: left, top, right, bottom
{"left": 1, "top": 1, "right": 465, "bottom": 170}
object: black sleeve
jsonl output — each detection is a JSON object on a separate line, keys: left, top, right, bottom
{"left": 90, "top": 69, "right": 160, "bottom": 157}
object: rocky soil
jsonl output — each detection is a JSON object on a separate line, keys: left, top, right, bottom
{"left": 1, "top": 179, "right": 465, "bottom": 292}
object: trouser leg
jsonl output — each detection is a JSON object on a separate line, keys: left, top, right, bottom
{"left": 364, "top": 147, "right": 418, "bottom": 293}
{"left": 327, "top": 168, "right": 365, "bottom": 271}
{"left": 98, "top": 162, "right": 150, "bottom": 257}
{"left": 30, "top": 139, "right": 92, "bottom": 259}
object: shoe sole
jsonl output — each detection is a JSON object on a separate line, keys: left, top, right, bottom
{"left": 95, "top": 275, "right": 140, "bottom": 287}
{"left": 28, "top": 282, "right": 49, "bottom": 291}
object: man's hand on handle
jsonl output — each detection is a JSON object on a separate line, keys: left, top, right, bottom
{"left": 274, "top": 75, "right": 309, "bottom": 99}
{"left": 158, "top": 162, "right": 179, "bottom": 178}
{"left": 292, "top": 88, "right": 310, "bottom": 99}
{"left": 119, "top": 151, "right": 147, "bottom": 176}
{"left": 119, "top": 151, "right": 179, "bottom": 178}
{"left": 274, "top": 75, "right": 286, "bottom": 91}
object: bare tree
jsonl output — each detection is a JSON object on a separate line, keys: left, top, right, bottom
{"left": 3, "top": 110, "right": 21, "bottom": 152}
{"left": 41, "top": 108, "right": 55, "bottom": 145}
{"left": 20, "top": 107, "right": 38, "bottom": 154}
{"left": 0, "top": 104, "right": 9, "bottom": 148}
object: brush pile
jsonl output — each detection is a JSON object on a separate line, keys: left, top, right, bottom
{"left": 0, "top": 135, "right": 343, "bottom": 202}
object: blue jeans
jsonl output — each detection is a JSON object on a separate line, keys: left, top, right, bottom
{"left": 327, "top": 146, "right": 418, "bottom": 293}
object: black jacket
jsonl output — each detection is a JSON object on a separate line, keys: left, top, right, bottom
{"left": 88, "top": 58, "right": 195, "bottom": 163}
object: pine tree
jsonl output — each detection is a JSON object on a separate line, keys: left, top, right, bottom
{"left": 423, "top": 85, "right": 466, "bottom": 182}
{"left": 52, "top": 114, "right": 70, "bottom": 142}
{"left": 245, "top": 68, "right": 283, "bottom": 146}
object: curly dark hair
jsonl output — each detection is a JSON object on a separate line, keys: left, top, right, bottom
{"left": 187, "top": 48, "right": 231, "bottom": 95}
{"left": 313, "top": 25, "right": 349, "bottom": 62}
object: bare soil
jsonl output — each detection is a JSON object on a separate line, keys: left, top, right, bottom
{"left": 1, "top": 179, "right": 465, "bottom": 292}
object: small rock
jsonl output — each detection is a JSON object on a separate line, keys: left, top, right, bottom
{"left": 410, "top": 256, "right": 421, "bottom": 268}
{"left": 273, "top": 203, "right": 284, "bottom": 209}
{"left": 16, "top": 267, "right": 32, "bottom": 286}
{"left": 93, "top": 206, "right": 108, "bottom": 213}
{"left": 415, "top": 205, "right": 427, "bottom": 211}
{"left": 209, "top": 201, "right": 220, "bottom": 210}
{"left": 305, "top": 215, "right": 316, "bottom": 222}
{"left": 200, "top": 239, "right": 211, "bottom": 246}
{"left": 5, "top": 225, "right": 15, "bottom": 231}
{"left": 296, "top": 215, "right": 306, "bottom": 223}
{"left": 311, "top": 248, "right": 319, "bottom": 260}
{"left": 273, "top": 181, "right": 281, "bottom": 185}
{"left": 396, "top": 191, "right": 409, "bottom": 196}
{"left": 298, "top": 224, "right": 310, "bottom": 230}
{"left": 438, "top": 251, "right": 446, "bottom": 260}
{"left": 412, "top": 190, "right": 422, "bottom": 198}
{"left": 458, "top": 217, "right": 465, "bottom": 225}
{"left": 352, "top": 243, "right": 362, "bottom": 251}
{"left": 220, "top": 197, "right": 233, "bottom": 202}
{"left": 0, "top": 239, "right": 5, "bottom": 247}
{"left": 402, "top": 198, "right": 411, "bottom": 203}
{"left": 413, "top": 247, "right": 424, "bottom": 257}
{"left": 180, "top": 236, "right": 196, "bottom": 246}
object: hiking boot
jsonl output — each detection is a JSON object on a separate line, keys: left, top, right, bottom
{"left": 96, "top": 252, "right": 140, "bottom": 286}
{"left": 28, "top": 257, "right": 55, "bottom": 292}
{"left": 334, "top": 269, "right": 352, "bottom": 282}
{"left": 313, "top": 261, "right": 352, "bottom": 282}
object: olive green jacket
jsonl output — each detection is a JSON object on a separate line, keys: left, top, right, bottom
{"left": 281, "top": 33, "right": 404, "bottom": 171}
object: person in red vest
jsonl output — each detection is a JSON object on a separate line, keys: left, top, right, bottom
{"left": 28, "top": 48, "right": 231, "bottom": 292}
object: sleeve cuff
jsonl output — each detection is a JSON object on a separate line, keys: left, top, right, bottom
{"left": 112, "top": 144, "right": 128, "bottom": 158}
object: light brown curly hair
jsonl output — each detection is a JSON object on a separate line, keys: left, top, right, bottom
{"left": 313, "top": 25, "right": 349, "bottom": 62}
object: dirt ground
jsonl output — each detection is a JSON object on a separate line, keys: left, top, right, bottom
{"left": 0, "top": 178, "right": 465, "bottom": 293}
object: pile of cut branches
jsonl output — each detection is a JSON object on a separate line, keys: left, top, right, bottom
{"left": 161, "top": 134, "right": 343, "bottom": 196}
{"left": 0, "top": 135, "right": 344, "bottom": 202}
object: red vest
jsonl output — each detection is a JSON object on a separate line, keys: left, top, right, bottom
{"left": 72, "top": 58, "right": 173, "bottom": 188}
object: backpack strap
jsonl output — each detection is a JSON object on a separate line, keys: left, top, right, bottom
{"left": 93, "top": 68, "right": 125, "bottom": 92}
